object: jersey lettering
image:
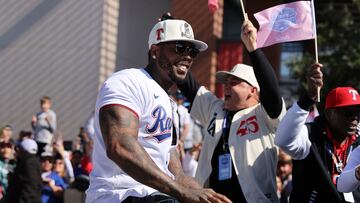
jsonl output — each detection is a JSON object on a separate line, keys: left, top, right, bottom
{"left": 207, "top": 113, "right": 217, "bottom": 137}
{"left": 236, "top": 115, "right": 259, "bottom": 136}
{"left": 146, "top": 106, "right": 172, "bottom": 142}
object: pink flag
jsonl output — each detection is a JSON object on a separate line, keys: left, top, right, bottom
{"left": 254, "top": 1, "right": 316, "bottom": 48}
{"left": 208, "top": 0, "right": 219, "bottom": 13}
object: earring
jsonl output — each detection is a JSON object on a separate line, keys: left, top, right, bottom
{"left": 152, "top": 55, "right": 156, "bottom": 59}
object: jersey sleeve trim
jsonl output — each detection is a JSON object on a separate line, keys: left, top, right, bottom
{"left": 100, "top": 104, "right": 139, "bottom": 119}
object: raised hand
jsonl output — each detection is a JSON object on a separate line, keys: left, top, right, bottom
{"left": 241, "top": 18, "right": 257, "bottom": 52}
{"left": 306, "top": 63, "right": 323, "bottom": 99}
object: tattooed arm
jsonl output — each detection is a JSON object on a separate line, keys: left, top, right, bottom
{"left": 168, "top": 148, "right": 201, "bottom": 189}
{"left": 100, "top": 105, "right": 180, "bottom": 194}
{"left": 100, "top": 105, "right": 232, "bottom": 203}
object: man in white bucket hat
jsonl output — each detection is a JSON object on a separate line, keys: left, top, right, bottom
{"left": 86, "top": 13, "right": 231, "bottom": 203}
{"left": 176, "top": 19, "right": 286, "bottom": 202}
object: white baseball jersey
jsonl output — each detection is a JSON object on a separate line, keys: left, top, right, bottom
{"left": 193, "top": 86, "right": 286, "bottom": 203}
{"left": 86, "top": 68, "right": 178, "bottom": 203}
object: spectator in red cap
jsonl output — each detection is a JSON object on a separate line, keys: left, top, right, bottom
{"left": 275, "top": 64, "right": 360, "bottom": 202}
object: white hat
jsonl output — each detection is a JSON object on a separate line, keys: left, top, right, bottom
{"left": 216, "top": 64, "right": 260, "bottom": 91}
{"left": 148, "top": 19, "right": 208, "bottom": 51}
{"left": 20, "top": 139, "right": 38, "bottom": 154}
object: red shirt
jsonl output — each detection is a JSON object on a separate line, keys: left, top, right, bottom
{"left": 326, "top": 127, "right": 357, "bottom": 184}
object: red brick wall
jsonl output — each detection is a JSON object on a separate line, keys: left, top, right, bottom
{"left": 172, "top": 0, "right": 224, "bottom": 92}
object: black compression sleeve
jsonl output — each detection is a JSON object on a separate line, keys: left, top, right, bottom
{"left": 249, "top": 49, "right": 283, "bottom": 118}
{"left": 297, "top": 94, "right": 316, "bottom": 111}
{"left": 177, "top": 71, "right": 201, "bottom": 104}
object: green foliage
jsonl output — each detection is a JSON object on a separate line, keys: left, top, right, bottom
{"left": 287, "top": 0, "right": 360, "bottom": 107}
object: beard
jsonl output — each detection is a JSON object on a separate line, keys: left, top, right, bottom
{"left": 157, "top": 54, "right": 177, "bottom": 86}
{"left": 158, "top": 54, "right": 185, "bottom": 84}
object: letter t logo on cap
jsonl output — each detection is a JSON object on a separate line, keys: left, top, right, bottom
{"left": 349, "top": 89, "right": 359, "bottom": 100}
{"left": 156, "top": 28, "right": 164, "bottom": 40}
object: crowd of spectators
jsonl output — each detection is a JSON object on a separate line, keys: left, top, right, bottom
{"left": 0, "top": 96, "right": 93, "bottom": 203}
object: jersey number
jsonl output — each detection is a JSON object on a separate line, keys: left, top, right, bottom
{"left": 236, "top": 116, "right": 259, "bottom": 136}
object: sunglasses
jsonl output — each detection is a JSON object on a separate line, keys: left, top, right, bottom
{"left": 174, "top": 41, "right": 199, "bottom": 58}
{"left": 334, "top": 108, "right": 360, "bottom": 118}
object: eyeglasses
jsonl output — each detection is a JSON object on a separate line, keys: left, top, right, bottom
{"left": 174, "top": 42, "right": 199, "bottom": 58}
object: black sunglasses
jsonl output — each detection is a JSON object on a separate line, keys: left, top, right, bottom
{"left": 334, "top": 108, "right": 360, "bottom": 118}
{"left": 174, "top": 42, "right": 199, "bottom": 58}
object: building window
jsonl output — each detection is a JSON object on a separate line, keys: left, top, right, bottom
{"left": 280, "top": 42, "right": 303, "bottom": 79}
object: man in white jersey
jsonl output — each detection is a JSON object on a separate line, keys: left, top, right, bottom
{"left": 86, "top": 14, "right": 231, "bottom": 203}
{"left": 176, "top": 19, "right": 286, "bottom": 202}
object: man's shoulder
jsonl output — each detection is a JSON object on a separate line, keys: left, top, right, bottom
{"left": 195, "top": 86, "right": 223, "bottom": 105}
{"left": 112, "top": 68, "right": 145, "bottom": 78}
{"left": 105, "top": 68, "right": 148, "bottom": 86}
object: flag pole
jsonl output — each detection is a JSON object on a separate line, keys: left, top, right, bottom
{"left": 239, "top": 0, "right": 247, "bottom": 20}
{"left": 311, "top": 0, "right": 320, "bottom": 102}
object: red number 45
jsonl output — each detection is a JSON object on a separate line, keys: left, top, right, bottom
{"left": 236, "top": 116, "right": 259, "bottom": 136}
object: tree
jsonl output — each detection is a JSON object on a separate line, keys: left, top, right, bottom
{"left": 287, "top": 0, "right": 360, "bottom": 109}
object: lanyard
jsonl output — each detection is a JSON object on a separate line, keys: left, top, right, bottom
{"left": 326, "top": 141, "right": 353, "bottom": 174}
{"left": 325, "top": 126, "right": 356, "bottom": 174}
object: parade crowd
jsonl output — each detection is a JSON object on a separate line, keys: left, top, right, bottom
{"left": 0, "top": 97, "right": 92, "bottom": 203}
{"left": 1, "top": 13, "right": 360, "bottom": 203}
